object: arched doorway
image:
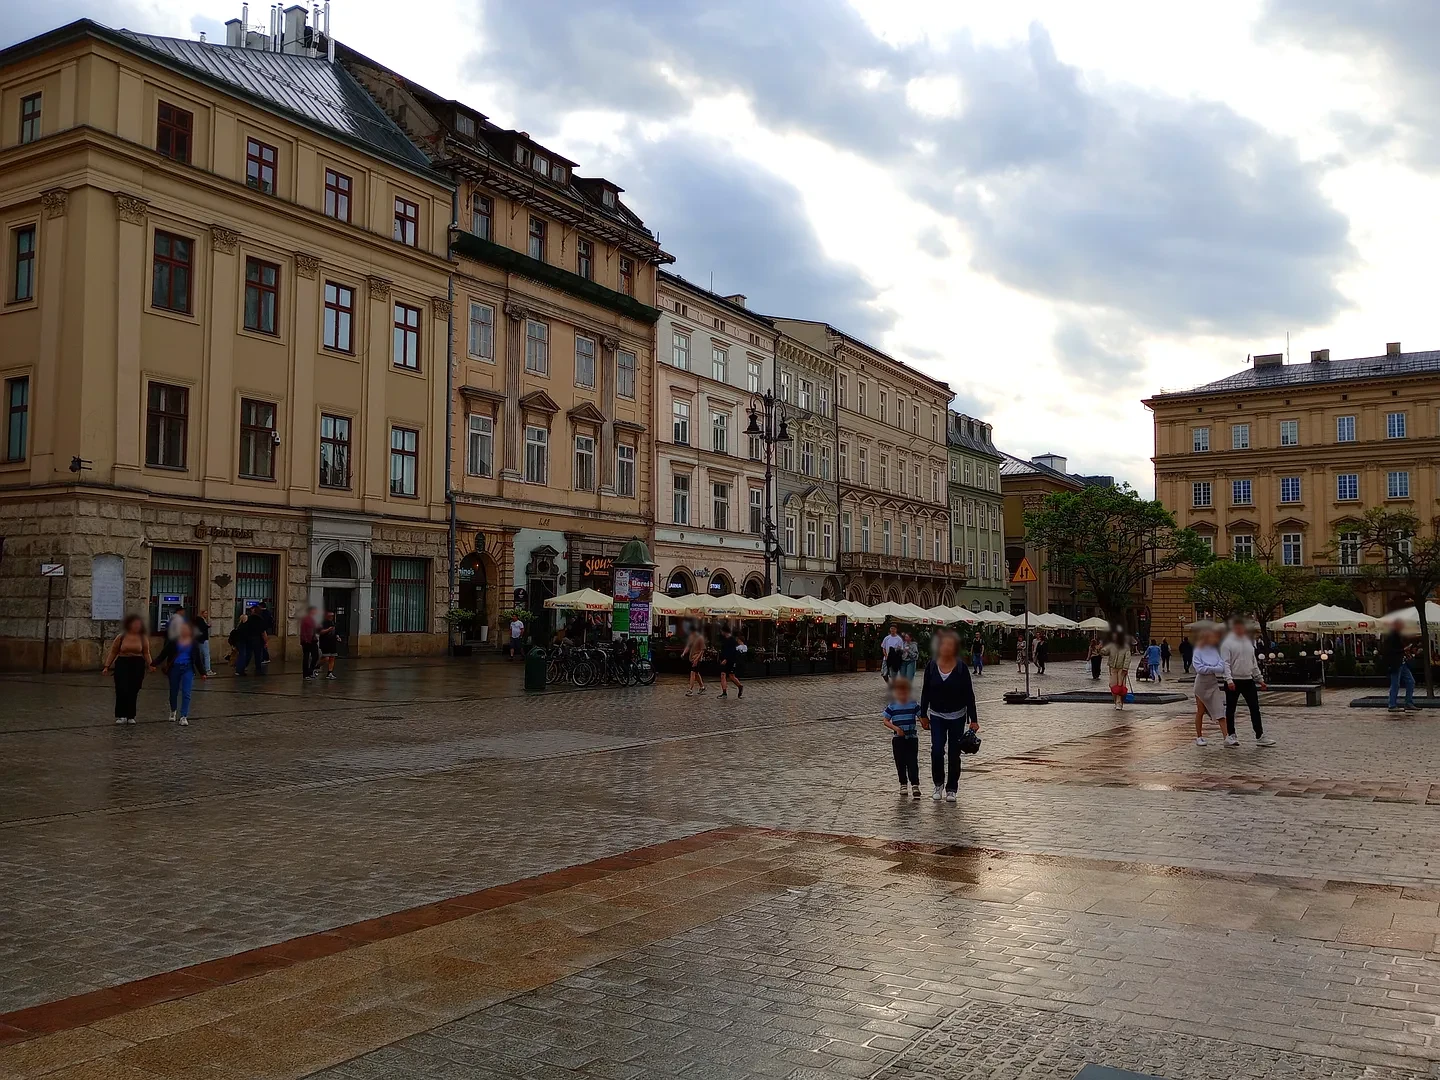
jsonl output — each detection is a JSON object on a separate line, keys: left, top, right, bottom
{"left": 458, "top": 551, "right": 495, "bottom": 641}
{"left": 902, "top": 586, "right": 918, "bottom": 605}
{"left": 317, "top": 549, "right": 360, "bottom": 656}
{"left": 707, "top": 570, "right": 734, "bottom": 597}
{"left": 884, "top": 584, "right": 901, "bottom": 603}
{"left": 846, "top": 582, "right": 866, "bottom": 601}
{"left": 821, "top": 576, "right": 840, "bottom": 601}
{"left": 918, "top": 586, "right": 933, "bottom": 608}
{"left": 941, "top": 587, "right": 956, "bottom": 606}
{"left": 526, "top": 545, "right": 561, "bottom": 638}
{"left": 743, "top": 574, "right": 766, "bottom": 599}
{"left": 866, "top": 584, "right": 883, "bottom": 606}
{"left": 666, "top": 568, "right": 696, "bottom": 596}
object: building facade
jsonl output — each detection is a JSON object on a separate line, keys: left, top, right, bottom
{"left": 0, "top": 17, "right": 454, "bottom": 670}
{"left": 652, "top": 272, "right": 774, "bottom": 601}
{"left": 999, "top": 453, "right": 1090, "bottom": 618}
{"left": 1145, "top": 343, "right": 1440, "bottom": 629}
{"left": 773, "top": 331, "right": 840, "bottom": 598}
{"left": 947, "top": 413, "right": 1008, "bottom": 612}
{"left": 342, "top": 51, "right": 666, "bottom": 643}
{"left": 770, "top": 320, "right": 957, "bottom": 606}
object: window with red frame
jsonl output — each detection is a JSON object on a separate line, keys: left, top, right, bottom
{"left": 393, "top": 197, "right": 418, "bottom": 246}
{"left": 324, "top": 169, "right": 351, "bottom": 222}
{"left": 156, "top": 102, "right": 192, "bottom": 162}
{"left": 619, "top": 256, "right": 634, "bottom": 297}
{"left": 151, "top": 231, "right": 193, "bottom": 313}
{"left": 245, "top": 137, "right": 276, "bottom": 193}
{"left": 323, "top": 281, "right": 354, "bottom": 352}
{"left": 243, "top": 258, "right": 279, "bottom": 334}
{"left": 392, "top": 302, "right": 420, "bottom": 369}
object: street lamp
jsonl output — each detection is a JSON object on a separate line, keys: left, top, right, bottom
{"left": 745, "top": 390, "right": 792, "bottom": 596}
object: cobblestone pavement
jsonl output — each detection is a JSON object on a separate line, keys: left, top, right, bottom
{"left": 2, "top": 657, "right": 1439, "bottom": 1078}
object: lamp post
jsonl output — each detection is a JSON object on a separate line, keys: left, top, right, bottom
{"left": 745, "top": 390, "right": 792, "bottom": 596}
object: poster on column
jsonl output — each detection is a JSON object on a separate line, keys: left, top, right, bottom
{"left": 611, "top": 569, "right": 631, "bottom": 636}
{"left": 627, "top": 569, "right": 653, "bottom": 657}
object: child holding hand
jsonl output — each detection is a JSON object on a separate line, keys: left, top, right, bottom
{"left": 884, "top": 675, "right": 923, "bottom": 799}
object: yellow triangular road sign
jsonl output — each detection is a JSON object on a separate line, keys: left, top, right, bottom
{"left": 1011, "top": 557, "right": 1038, "bottom": 584}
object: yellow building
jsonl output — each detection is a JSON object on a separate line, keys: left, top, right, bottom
{"left": 0, "top": 16, "right": 454, "bottom": 669}
{"left": 1145, "top": 343, "right": 1440, "bottom": 629}
{"left": 341, "top": 51, "right": 667, "bottom": 643}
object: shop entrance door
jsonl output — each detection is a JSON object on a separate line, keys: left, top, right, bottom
{"left": 322, "top": 587, "right": 355, "bottom": 656}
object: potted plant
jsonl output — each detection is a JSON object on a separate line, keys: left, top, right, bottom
{"left": 445, "top": 608, "right": 477, "bottom": 655}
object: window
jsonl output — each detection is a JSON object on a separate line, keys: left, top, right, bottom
{"left": 243, "top": 258, "right": 278, "bottom": 334}
{"left": 1336, "top": 473, "right": 1358, "bottom": 501}
{"left": 820, "top": 445, "right": 831, "bottom": 481}
{"left": 964, "top": 461, "right": 972, "bottom": 485}
{"left": 1197, "top": 534, "right": 1214, "bottom": 555}
{"left": 1192, "top": 481, "right": 1212, "bottom": 508}
{"left": 5, "top": 376, "right": 28, "bottom": 462}
{"left": 1387, "top": 411, "right": 1407, "bottom": 439}
{"left": 879, "top": 454, "right": 888, "bottom": 490}
{"left": 780, "top": 442, "right": 793, "bottom": 471}
{"left": 861, "top": 515, "right": 870, "bottom": 553}
{"left": 672, "top": 400, "right": 690, "bottom": 445}
{"left": 392, "top": 198, "right": 419, "bottom": 246}
{"left": 1338, "top": 532, "right": 1360, "bottom": 567}
{"left": 1231, "top": 423, "right": 1249, "bottom": 450}
{"left": 798, "top": 380, "right": 811, "bottom": 411}
{"left": 712, "top": 411, "right": 728, "bottom": 453}
{"left": 805, "top": 519, "right": 817, "bottom": 558}
{"left": 392, "top": 303, "right": 420, "bottom": 369}
{"left": 748, "top": 434, "right": 761, "bottom": 461}
{"left": 858, "top": 447, "right": 868, "bottom": 486}
{"left": 713, "top": 483, "right": 729, "bottom": 531}
{"left": 1279, "top": 420, "right": 1298, "bottom": 447}
{"left": 882, "top": 519, "right": 892, "bottom": 555}
{"left": 574, "top": 335, "right": 596, "bottom": 388}
{"left": 838, "top": 374, "right": 848, "bottom": 409}
{"left": 11, "top": 225, "right": 35, "bottom": 304}
{"left": 824, "top": 521, "right": 834, "bottom": 560}
{"left": 839, "top": 442, "right": 849, "bottom": 480}
{"left": 967, "top": 547, "right": 975, "bottom": 572}
{"left": 245, "top": 137, "right": 276, "bottom": 193}
{"left": 238, "top": 399, "right": 277, "bottom": 479}
{"left": 372, "top": 556, "right": 427, "bottom": 633}
{"left": 747, "top": 359, "right": 761, "bottom": 393}
{"left": 933, "top": 532, "right": 942, "bottom": 562}
{"left": 527, "top": 216, "right": 546, "bottom": 261}
{"left": 913, "top": 462, "right": 921, "bottom": 495}
{"left": 932, "top": 412, "right": 938, "bottom": 442}
{"left": 323, "top": 282, "right": 354, "bottom": 352}
{"left": 1392, "top": 531, "right": 1413, "bottom": 560}
{"left": 750, "top": 488, "right": 764, "bottom": 535}
{"left": 617, "top": 350, "right": 636, "bottom": 399}
{"left": 1388, "top": 470, "right": 1411, "bottom": 499}
{"left": 524, "top": 426, "right": 548, "bottom": 484}
{"left": 672, "top": 473, "right": 690, "bottom": 524}
{"left": 779, "top": 371, "right": 791, "bottom": 402}
{"left": 801, "top": 441, "right": 813, "bottom": 475}
{"left": 156, "top": 101, "right": 192, "bottom": 162}
{"left": 471, "top": 193, "right": 492, "bottom": 239}
{"left": 531, "top": 152, "right": 549, "bottom": 177}
{"left": 383, "top": 427, "right": 418, "bottom": 496}
{"left": 147, "top": 231, "right": 192, "bottom": 313}
{"left": 900, "top": 522, "right": 908, "bottom": 558}
{"left": 576, "top": 238, "right": 593, "bottom": 280}
{"left": 467, "top": 301, "right": 493, "bottom": 359}
{"left": 525, "top": 320, "right": 549, "bottom": 374}
{"left": 149, "top": 548, "right": 197, "bottom": 629}
{"left": 879, "top": 390, "right": 887, "bottom": 421}
{"left": 1232, "top": 533, "right": 1254, "bottom": 561}
{"left": 712, "top": 347, "right": 727, "bottom": 382}
{"left": 1281, "top": 532, "right": 1302, "bottom": 567}
{"left": 465, "top": 414, "right": 492, "bottom": 478}
{"left": 574, "top": 434, "right": 596, "bottom": 491}
{"left": 931, "top": 469, "right": 940, "bottom": 502}
{"left": 1280, "top": 476, "right": 1301, "bottom": 503}
{"left": 1231, "top": 479, "right": 1252, "bottom": 505}
{"left": 316, "top": 170, "right": 352, "bottom": 224}
{"left": 1336, "top": 415, "right": 1355, "bottom": 443}
{"left": 785, "top": 516, "right": 796, "bottom": 556}
{"left": 319, "top": 413, "right": 351, "bottom": 488}
{"left": 19, "top": 93, "right": 41, "bottom": 144}
{"left": 842, "top": 511, "right": 851, "bottom": 551}
{"left": 672, "top": 331, "right": 690, "bottom": 369}
{"left": 819, "top": 386, "right": 829, "bottom": 418}
{"left": 858, "top": 381, "right": 867, "bottom": 415}
{"left": 1192, "top": 426, "right": 1210, "bottom": 453}
{"left": 616, "top": 443, "right": 635, "bottom": 497}
{"left": 912, "top": 404, "right": 920, "bottom": 433}
{"left": 895, "top": 397, "right": 903, "bottom": 427}
{"left": 965, "top": 501, "right": 974, "bottom": 527}
{"left": 619, "top": 257, "right": 634, "bottom": 297}
{"left": 897, "top": 458, "right": 906, "bottom": 494}
{"left": 145, "top": 382, "right": 187, "bottom": 468}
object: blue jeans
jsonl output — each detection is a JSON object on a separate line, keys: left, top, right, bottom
{"left": 971, "top": 654, "right": 983, "bottom": 674}
{"left": 168, "top": 664, "right": 194, "bottom": 716}
{"left": 929, "top": 715, "right": 966, "bottom": 793}
{"left": 1389, "top": 665, "right": 1415, "bottom": 709}
{"left": 197, "top": 641, "right": 211, "bottom": 674}
{"left": 235, "top": 643, "right": 260, "bottom": 674}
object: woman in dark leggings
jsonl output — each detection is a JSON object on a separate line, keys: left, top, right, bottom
{"left": 102, "top": 614, "right": 152, "bottom": 725}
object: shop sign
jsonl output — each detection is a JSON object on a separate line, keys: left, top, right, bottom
{"left": 514, "top": 587, "right": 527, "bottom": 604}
{"left": 581, "top": 555, "right": 615, "bottom": 582}
{"left": 194, "top": 523, "right": 256, "bottom": 541}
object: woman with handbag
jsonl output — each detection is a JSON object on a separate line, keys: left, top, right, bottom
{"left": 918, "top": 629, "right": 979, "bottom": 803}
{"left": 1103, "top": 629, "right": 1132, "bottom": 711}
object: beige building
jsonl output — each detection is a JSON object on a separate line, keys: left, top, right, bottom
{"left": 653, "top": 272, "right": 774, "bottom": 602}
{"left": 0, "top": 16, "right": 455, "bottom": 670}
{"left": 772, "top": 320, "right": 957, "bottom": 606}
{"left": 341, "top": 51, "right": 666, "bottom": 643}
{"left": 999, "top": 452, "right": 1090, "bottom": 618}
{"left": 773, "top": 330, "right": 840, "bottom": 599}
{"left": 1145, "top": 343, "right": 1440, "bottom": 629}
{"left": 947, "top": 413, "right": 1008, "bottom": 612}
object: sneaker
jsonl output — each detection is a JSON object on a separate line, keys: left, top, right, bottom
{"left": 127, "top": 717, "right": 136, "bottom": 725}
{"left": 1389, "top": 706, "right": 1400, "bottom": 713}
{"left": 931, "top": 786, "right": 944, "bottom": 801}
{"left": 1257, "top": 736, "right": 1276, "bottom": 747}
{"left": 944, "top": 791, "right": 957, "bottom": 803}
{"left": 737, "top": 684, "right": 744, "bottom": 699}
{"left": 1224, "top": 735, "right": 1239, "bottom": 747}
{"left": 168, "top": 710, "right": 177, "bottom": 723}
{"left": 178, "top": 716, "right": 189, "bottom": 727}
{"left": 911, "top": 785, "right": 922, "bottom": 799}
{"left": 900, "top": 786, "right": 911, "bottom": 797}
{"left": 719, "top": 691, "right": 728, "bottom": 697}
{"left": 685, "top": 690, "right": 694, "bottom": 697}
{"left": 1405, "top": 704, "right": 1417, "bottom": 713}
{"left": 326, "top": 672, "right": 337, "bottom": 680}
{"left": 1195, "top": 737, "right": 1207, "bottom": 746}
{"left": 115, "top": 717, "right": 126, "bottom": 725}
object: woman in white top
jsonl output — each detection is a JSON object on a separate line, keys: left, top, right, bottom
{"left": 1189, "top": 625, "right": 1231, "bottom": 746}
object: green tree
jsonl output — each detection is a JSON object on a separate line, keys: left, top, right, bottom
{"left": 1347, "top": 508, "right": 1440, "bottom": 696}
{"left": 1298, "top": 578, "right": 1362, "bottom": 612}
{"left": 1186, "top": 559, "right": 1280, "bottom": 626}
{"left": 1022, "top": 483, "right": 1212, "bottom": 626}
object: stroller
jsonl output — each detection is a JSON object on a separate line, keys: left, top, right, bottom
{"left": 1135, "top": 656, "right": 1152, "bottom": 682}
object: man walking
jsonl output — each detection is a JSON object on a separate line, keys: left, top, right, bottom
{"left": 1033, "top": 633, "right": 1048, "bottom": 676}
{"left": 1221, "top": 617, "right": 1275, "bottom": 747}
{"left": 299, "top": 606, "right": 321, "bottom": 681}
{"left": 684, "top": 625, "right": 708, "bottom": 697}
{"left": 192, "top": 609, "right": 213, "bottom": 677}
{"left": 1179, "top": 635, "right": 1193, "bottom": 674}
{"left": 256, "top": 600, "right": 275, "bottom": 667}
{"left": 880, "top": 625, "right": 904, "bottom": 683}
{"left": 1380, "top": 618, "right": 1416, "bottom": 714}
{"left": 509, "top": 614, "right": 525, "bottom": 659}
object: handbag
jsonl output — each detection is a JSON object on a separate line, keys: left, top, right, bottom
{"left": 1123, "top": 689, "right": 1135, "bottom": 703}
{"left": 958, "top": 727, "right": 982, "bottom": 755}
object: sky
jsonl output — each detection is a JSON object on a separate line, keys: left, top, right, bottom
{"left": 7, "top": 0, "right": 1439, "bottom": 492}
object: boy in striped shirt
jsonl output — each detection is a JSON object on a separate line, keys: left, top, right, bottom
{"left": 884, "top": 675, "right": 923, "bottom": 799}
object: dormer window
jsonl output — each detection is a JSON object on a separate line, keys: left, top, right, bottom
{"left": 602, "top": 189, "right": 616, "bottom": 208}
{"left": 550, "top": 163, "right": 567, "bottom": 184}
{"left": 532, "top": 153, "right": 549, "bottom": 177}
{"left": 454, "top": 112, "right": 475, "bottom": 137}
{"left": 513, "top": 145, "right": 528, "bottom": 166}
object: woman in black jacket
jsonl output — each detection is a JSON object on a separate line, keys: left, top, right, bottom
{"left": 918, "top": 630, "right": 979, "bottom": 803}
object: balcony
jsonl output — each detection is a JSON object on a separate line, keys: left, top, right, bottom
{"left": 838, "top": 552, "right": 966, "bottom": 581}
{"left": 1311, "top": 563, "right": 1401, "bottom": 582}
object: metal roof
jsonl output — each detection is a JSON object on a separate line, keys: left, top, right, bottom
{"left": 999, "top": 452, "right": 1083, "bottom": 488}
{"left": 1151, "top": 349, "right": 1440, "bottom": 400}
{"left": 116, "top": 30, "right": 437, "bottom": 175}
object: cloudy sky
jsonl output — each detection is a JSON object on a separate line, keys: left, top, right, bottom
{"left": 7, "top": 1, "right": 1437, "bottom": 490}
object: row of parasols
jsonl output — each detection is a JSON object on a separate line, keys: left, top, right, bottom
{"left": 542, "top": 587, "right": 1114, "bottom": 630}
{"left": 1262, "top": 601, "right": 1440, "bottom": 635}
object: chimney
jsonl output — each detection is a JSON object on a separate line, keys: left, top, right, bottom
{"left": 1033, "top": 453, "right": 1068, "bottom": 475}
{"left": 1387, "top": 341, "right": 1402, "bottom": 357}
{"left": 225, "top": 17, "right": 243, "bottom": 45}
{"left": 1254, "top": 352, "right": 1284, "bottom": 368}
{"left": 1310, "top": 348, "right": 1329, "bottom": 363}
{"left": 282, "top": 5, "right": 307, "bottom": 52}
{"left": 723, "top": 294, "right": 747, "bottom": 309}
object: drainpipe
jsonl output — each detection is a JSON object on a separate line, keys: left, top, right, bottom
{"left": 445, "top": 187, "right": 458, "bottom": 654}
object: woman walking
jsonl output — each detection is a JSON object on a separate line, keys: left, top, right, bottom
{"left": 918, "top": 629, "right": 979, "bottom": 803}
{"left": 1189, "top": 625, "right": 1230, "bottom": 746}
{"left": 1103, "top": 630, "right": 1132, "bottom": 711}
{"left": 970, "top": 633, "right": 984, "bottom": 676}
{"left": 153, "top": 619, "right": 198, "bottom": 726}
{"left": 901, "top": 633, "right": 919, "bottom": 681}
{"left": 1087, "top": 636, "right": 1103, "bottom": 681}
{"left": 102, "top": 615, "right": 152, "bottom": 725}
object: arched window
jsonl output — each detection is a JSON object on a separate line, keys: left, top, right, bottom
{"left": 743, "top": 574, "right": 766, "bottom": 599}
{"left": 321, "top": 550, "right": 356, "bottom": 579}
{"left": 667, "top": 569, "right": 695, "bottom": 596}
{"left": 707, "top": 571, "right": 733, "bottom": 597}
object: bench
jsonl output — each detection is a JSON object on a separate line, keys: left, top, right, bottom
{"left": 1260, "top": 682, "right": 1323, "bottom": 706}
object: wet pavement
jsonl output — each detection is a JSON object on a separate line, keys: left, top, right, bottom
{"left": 1, "top": 657, "right": 1438, "bottom": 1078}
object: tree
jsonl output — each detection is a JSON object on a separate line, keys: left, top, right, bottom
{"left": 1186, "top": 559, "right": 1280, "bottom": 627}
{"left": 1022, "top": 483, "right": 1212, "bottom": 626}
{"left": 1299, "top": 578, "right": 1362, "bottom": 612}
{"left": 1347, "top": 508, "right": 1440, "bottom": 696}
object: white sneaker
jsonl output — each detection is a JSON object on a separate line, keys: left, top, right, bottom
{"left": 168, "top": 710, "right": 177, "bottom": 723}
{"left": 115, "top": 717, "right": 126, "bottom": 725}
{"left": 1257, "top": 736, "right": 1275, "bottom": 747}
{"left": 944, "top": 791, "right": 957, "bottom": 803}
{"left": 931, "top": 786, "right": 944, "bottom": 801}
{"left": 178, "top": 716, "right": 189, "bottom": 727}
{"left": 899, "top": 786, "right": 911, "bottom": 797}
{"left": 1224, "top": 735, "right": 1239, "bottom": 747}
{"left": 127, "top": 718, "right": 136, "bottom": 725}
{"left": 685, "top": 690, "right": 694, "bottom": 697}
{"left": 1195, "top": 737, "right": 1207, "bottom": 746}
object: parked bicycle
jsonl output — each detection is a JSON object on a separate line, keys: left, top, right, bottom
{"left": 543, "top": 640, "right": 654, "bottom": 688}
